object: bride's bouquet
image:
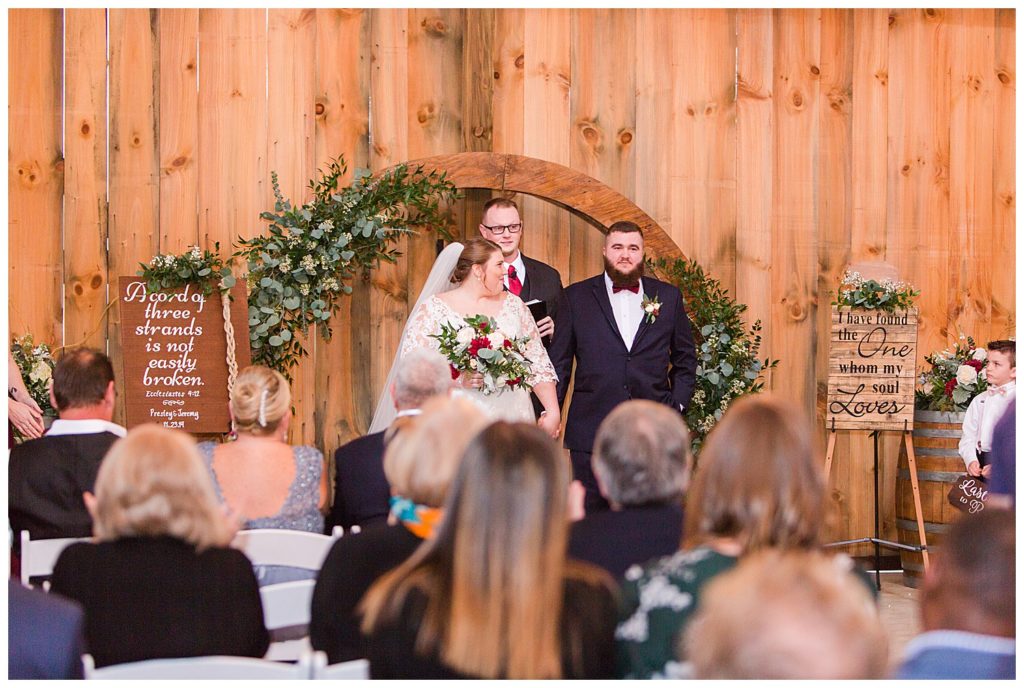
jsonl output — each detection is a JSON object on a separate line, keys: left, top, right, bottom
{"left": 431, "top": 315, "right": 534, "bottom": 395}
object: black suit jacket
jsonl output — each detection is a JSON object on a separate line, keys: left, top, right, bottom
{"left": 549, "top": 274, "right": 697, "bottom": 453}
{"left": 9, "top": 432, "right": 120, "bottom": 543}
{"left": 568, "top": 503, "right": 684, "bottom": 581}
{"left": 519, "top": 255, "right": 564, "bottom": 348}
{"left": 326, "top": 431, "right": 389, "bottom": 533}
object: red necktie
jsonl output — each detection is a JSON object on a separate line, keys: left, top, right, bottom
{"left": 612, "top": 283, "right": 640, "bottom": 294}
{"left": 507, "top": 265, "right": 522, "bottom": 296}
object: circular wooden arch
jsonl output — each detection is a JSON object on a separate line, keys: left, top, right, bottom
{"left": 395, "top": 152, "right": 687, "bottom": 269}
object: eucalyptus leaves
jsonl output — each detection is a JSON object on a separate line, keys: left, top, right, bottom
{"left": 139, "top": 157, "right": 460, "bottom": 374}
{"left": 655, "top": 258, "right": 777, "bottom": 451}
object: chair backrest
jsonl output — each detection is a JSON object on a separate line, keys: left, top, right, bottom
{"left": 231, "top": 529, "right": 337, "bottom": 570}
{"left": 260, "top": 579, "right": 317, "bottom": 631}
{"left": 20, "top": 531, "right": 89, "bottom": 588}
{"left": 82, "top": 652, "right": 313, "bottom": 679}
{"left": 311, "top": 651, "right": 370, "bottom": 680}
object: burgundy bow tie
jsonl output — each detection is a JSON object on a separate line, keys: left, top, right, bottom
{"left": 612, "top": 283, "right": 640, "bottom": 294}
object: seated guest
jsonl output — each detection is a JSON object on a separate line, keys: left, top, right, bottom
{"left": 50, "top": 424, "right": 268, "bottom": 668}
{"left": 327, "top": 348, "right": 452, "bottom": 533}
{"left": 684, "top": 550, "right": 887, "bottom": 679}
{"left": 198, "top": 365, "right": 327, "bottom": 584}
{"left": 310, "top": 396, "right": 488, "bottom": 663}
{"left": 894, "top": 509, "right": 1015, "bottom": 679}
{"left": 9, "top": 348, "right": 124, "bottom": 545}
{"left": 9, "top": 580, "right": 85, "bottom": 679}
{"left": 568, "top": 400, "right": 690, "bottom": 579}
{"left": 615, "top": 395, "right": 870, "bottom": 679}
{"left": 360, "top": 422, "right": 618, "bottom": 679}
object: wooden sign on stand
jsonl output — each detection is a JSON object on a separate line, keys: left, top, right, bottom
{"left": 824, "top": 305, "right": 930, "bottom": 579}
{"left": 118, "top": 277, "right": 251, "bottom": 433}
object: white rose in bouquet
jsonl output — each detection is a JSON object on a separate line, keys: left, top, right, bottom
{"left": 972, "top": 348, "right": 987, "bottom": 361}
{"left": 955, "top": 364, "right": 978, "bottom": 386}
{"left": 456, "top": 326, "right": 475, "bottom": 346}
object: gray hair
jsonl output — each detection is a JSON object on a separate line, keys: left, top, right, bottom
{"left": 393, "top": 348, "right": 453, "bottom": 410}
{"left": 592, "top": 400, "right": 692, "bottom": 507}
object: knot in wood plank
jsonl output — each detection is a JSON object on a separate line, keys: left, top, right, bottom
{"left": 416, "top": 102, "right": 437, "bottom": 125}
{"left": 996, "top": 69, "right": 1012, "bottom": 85}
{"left": 422, "top": 16, "right": 449, "bottom": 37}
{"left": 617, "top": 129, "right": 633, "bottom": 147}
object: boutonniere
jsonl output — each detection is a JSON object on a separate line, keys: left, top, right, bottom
{"left": 641, "top": 294, "right": 662, "bottom": 323}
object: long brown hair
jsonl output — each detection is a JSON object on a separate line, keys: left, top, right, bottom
{"left": 683, "top": 395, "right": 826, "bottom": 552}
{"left": 361, "top": 422, "right": 605, "bottom": 678}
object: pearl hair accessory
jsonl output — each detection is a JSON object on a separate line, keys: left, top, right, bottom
{"left": 258, "top": 388, "right": 269, "bottom": 427}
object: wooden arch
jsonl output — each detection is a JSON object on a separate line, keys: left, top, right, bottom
{"left": 396, "top": 152, "right": 687, "bottom": 267}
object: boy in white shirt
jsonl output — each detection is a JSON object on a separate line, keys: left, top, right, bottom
{"left": 958, "top": 340, "right": 1015, "bottom": 478}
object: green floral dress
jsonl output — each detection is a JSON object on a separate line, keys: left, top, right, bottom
{"left": 615, "top": 546, "right": 738, "bottom": 679}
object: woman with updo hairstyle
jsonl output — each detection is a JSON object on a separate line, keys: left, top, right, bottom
{"left": 387, "top": 237, "right": 561, "bottom": 436}
{"left": 197, "top": 365, "right": 328, "bottom": 585}
{"left": 50, "top": 424, "right": 269, "bottom": 668}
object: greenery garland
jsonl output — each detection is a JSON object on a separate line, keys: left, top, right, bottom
{"left": 831, "top": 269, "right": 919, "bottom": 312}
{"left": 654, "top": 258, "right": 777, "bottom": 451}
{"left": 139, "top": 157, "right": 460, "bottom": 374}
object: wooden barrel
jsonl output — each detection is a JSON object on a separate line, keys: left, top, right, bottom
{"left": 896, "top": 410, "right": 968, "bottom": 588}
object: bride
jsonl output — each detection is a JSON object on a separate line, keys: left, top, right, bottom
{"left": 369, "top": 238, "right": 561, "bottom": 439}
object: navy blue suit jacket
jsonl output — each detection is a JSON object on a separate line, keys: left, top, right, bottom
{"left": 9, "top": 581, "right": 85, "bottom": 679}
{"left": 550, "top": 274, "right": 697, "bottom": 453}
{"left": 326, "top": 430, "right": 390, "bottom": 532}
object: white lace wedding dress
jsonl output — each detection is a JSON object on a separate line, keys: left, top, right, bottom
{"left": 400, "top": 294, "right": 557, "bottom": 422}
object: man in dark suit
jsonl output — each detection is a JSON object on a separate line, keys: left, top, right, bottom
{"left": 9, "top": 348, "right": 124, "bottom": 546}
{"left": 478, "top": 197, "right": 563, "bottom": 345}
{"left": 9, "top": 580, "right": 85, "bottom": 679}
{"left": 550, "top": 221, "right": 697, "bottom": 512}
{"left": 569, "top": 400, "right": 690, "bottom": 579}
{"left": 326, "top": 349, "right": 453, "bottom": 532}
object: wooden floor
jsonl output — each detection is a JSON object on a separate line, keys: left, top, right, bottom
{"left": 877, "top": 573, "right": 921, "bottom": 670}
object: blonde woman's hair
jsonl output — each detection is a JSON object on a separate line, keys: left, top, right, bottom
{"left": 362, "top": 422, "right": 611, "bottom": 679}
{"left": 230, "top": 365, "right": 290, "bottom": 436}
{"left": 382, "top": 395, "right": 489, "bottom": 507}
{"left": 683, "top": 395, "right": 826, "bottom": 552}
{"left": 91, "top": 424, "right": 233, "bottom": 550}
{"left": 684, "top": 550, "right": 888, "bottom": 679}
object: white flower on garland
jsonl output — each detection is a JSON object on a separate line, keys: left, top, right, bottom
{"left": 29, "top": 361, "right": 51, "bottom": 383}
{"left": 972, "top": 348, "right": 987, "bottom": 361}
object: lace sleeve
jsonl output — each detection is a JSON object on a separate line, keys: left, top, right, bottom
{"left": 399, "top": 297, "right": 450, "bottom": 357}
{"left": 512, "top": 297, "right": 558, "bottom": 386}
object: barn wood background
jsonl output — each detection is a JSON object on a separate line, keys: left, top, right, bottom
{"left": 9, "top": 9, "right": 1015, "bottom": 551}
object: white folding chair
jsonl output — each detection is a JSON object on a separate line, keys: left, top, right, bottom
{"left": 20, "top": 531, "right": 89, "bottom": 589}
{"left": 260, "top": 579, "right": 316, "bottom": 661}
{"left": 231, "top": 528, "right": 338, "bottom": 570}
{"left": 311, "top": 651, "right": 370, "bottom": 680}
{"left": 82, "top": 651, "right": 313, "bottom": 679}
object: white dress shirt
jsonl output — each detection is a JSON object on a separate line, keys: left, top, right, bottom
{"left": 503, "top": 253, "right": 527, "bottom": 292}
{"left": 604, "top": 273, "right": 644, "bottom": 350}
{"left": 45, "top": 418, "right": 127, "bottom": 438}
{"left": 958, "top": 380, "right": 1015, "bottom": 468}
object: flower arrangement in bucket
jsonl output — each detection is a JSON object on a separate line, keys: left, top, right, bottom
{"left": 10, "top": 334, "right": 57, "bottom": 420}
{"left": 430, "top": 315, "right": 533, "bottom": 395}
{"left": 915, "top": 335, "right": 989, "bottom": 412}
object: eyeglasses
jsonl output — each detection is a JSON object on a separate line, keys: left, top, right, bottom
{"left": 482, "top": 223, "right": 522, "bottom": 235}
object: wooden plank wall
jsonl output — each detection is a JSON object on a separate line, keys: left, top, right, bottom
{"left": 7, "top": 8, "right": 1015, "bottom": 550}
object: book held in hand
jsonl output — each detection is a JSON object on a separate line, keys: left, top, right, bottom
{"left": 524, "top": 299, "right": 547, "bottom": 323}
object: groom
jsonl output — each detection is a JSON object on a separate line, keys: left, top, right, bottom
{"left": 550, "top": 221, "right": 697, "bottom": 513}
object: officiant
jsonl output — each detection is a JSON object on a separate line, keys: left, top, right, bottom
{"left": 478, "top": 198, "right": 564, "bottom": 346}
